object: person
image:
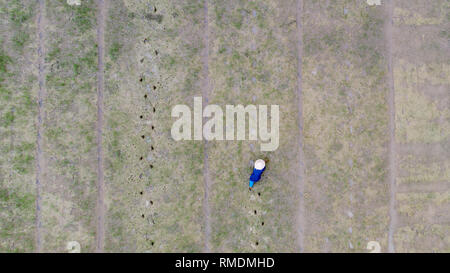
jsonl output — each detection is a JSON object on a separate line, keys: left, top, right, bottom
{"left": 249, "top": 159, "right": 265, "bottom": 188}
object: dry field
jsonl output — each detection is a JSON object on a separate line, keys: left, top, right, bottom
{"left": 0, "top": 0, "right": 448, "bottom": 252}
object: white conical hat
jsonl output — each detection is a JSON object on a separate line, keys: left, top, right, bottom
{"left": 254, "top": 159, "right": 265, "bottom": 170}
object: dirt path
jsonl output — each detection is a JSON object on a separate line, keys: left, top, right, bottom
{"left": 385, "top": 0, "right": 397, "bottom": 253}
{"left": 202, "top": 0, "right": 212, "bottom": 253}
{"left": 295, "top": 0, "right": 306, "bottom": 253}
{"left": 95, "top": 0, "right": 106, "bottom": 253}
{"left": 35, "top": 0, "right": 46, "bottom": 253}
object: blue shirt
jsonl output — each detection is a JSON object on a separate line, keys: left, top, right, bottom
{"left": 249, "top": 167, "right": 265, "bottom": 187}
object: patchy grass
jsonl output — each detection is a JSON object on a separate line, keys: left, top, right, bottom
{"left": 39, "top": 0, "right": 98, "bottom": 252}
{"left": 0, "top": 0, "right": 37, "bottom": 252}
{"left": 207, "top": 0, "right": 300, "bottom": 252}
{"left": 104, "top": 0, "right": 204, "bottom": 252}
{"left": 302, "top": 1, "right": 389, "bottom": 252}
{"left": 393, "top": 0, "right": 450, "bottom": 252}
{"left": 394, "top": 60, "right": 450, "bottom": 144}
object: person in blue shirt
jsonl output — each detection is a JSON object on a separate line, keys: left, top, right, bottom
{"left": 249, "top": 159, "right": 265, "bottom": 188}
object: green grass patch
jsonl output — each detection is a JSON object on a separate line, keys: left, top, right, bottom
{"left": 8, "top": 0, "right": 32, "bottom": 26}
{"left": 12, "top": 31, "right": 29, "bottom": 51}
{"left": 108, "top": 42, "right": 122, "bottom": 61}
